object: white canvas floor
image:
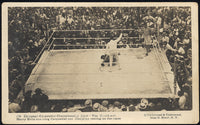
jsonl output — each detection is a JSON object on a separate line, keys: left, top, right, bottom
{"left": 25, "top": 48, "right": 175, "bottom": 99}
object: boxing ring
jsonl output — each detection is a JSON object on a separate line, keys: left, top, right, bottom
{"left": 24, "top": 29, "right": 179, "bottom": 100}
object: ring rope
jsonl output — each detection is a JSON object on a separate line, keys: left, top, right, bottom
{"left": 48, "top": 38, "right": 55, "bottom": 51}
{"left": 53, "top": 43, "right": 142, "bottom": 47}
{"left": 53, "top": 29, "right": 138, "bottom": 32}
{"left": 152, "top": 44, "right": 166, "bottom": 80}
{"left": 154, "top": 46, "right": 166, "bottom": 72}
{"left": 33, "top": 31, "right": 55, "bottom": 64}
{"left": 155, "top": 45, "right": 168, "bottom": 80}
{"left": 53, "top": 37, "right": 139, "bottom": 40}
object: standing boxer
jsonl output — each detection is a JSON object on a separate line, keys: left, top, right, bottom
{"left": 106, "top": 33, "right": 123, "bottom": 71}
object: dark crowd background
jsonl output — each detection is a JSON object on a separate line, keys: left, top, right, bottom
{"left": 8, "top": 7, "right": 192, "bottom": 112}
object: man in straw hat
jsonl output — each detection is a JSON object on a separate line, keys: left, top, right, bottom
{"left": 81, "top": 99, "right": 93, "bottom": 112}
{"left": 93, "top": 103, "right": 100, "bottom": 112}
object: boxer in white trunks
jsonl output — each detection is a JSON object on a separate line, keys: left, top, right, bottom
{"left": 105, "top": 33, "right": 123, "bottom": 71}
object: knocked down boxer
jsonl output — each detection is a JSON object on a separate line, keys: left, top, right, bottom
{"left": 101, "top": 53, "right": 120, "bottom": 66}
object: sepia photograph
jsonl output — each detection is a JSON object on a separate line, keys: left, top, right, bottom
{"left": 2, "top": 2, "right": 199, "bottom": 124}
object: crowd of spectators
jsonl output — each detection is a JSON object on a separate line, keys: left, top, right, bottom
{"left": 10, "top": 88, "right": 181, "bottom": 113}
{"left": 8, "top": 7, "right": 192, "bottom": 112}
{"left": 158, "top": 7, "right": 192, "bottom": 110}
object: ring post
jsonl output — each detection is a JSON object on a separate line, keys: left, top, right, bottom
{"left": 174, "top": 55, "right": 177, "bottom": 95}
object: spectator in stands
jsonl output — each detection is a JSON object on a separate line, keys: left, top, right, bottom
{"left": 9, "top": 101, "right": 21, "bottom": 113}
{"left": 99, "top": 100, "right": 109, "bottom": 112}
{"left": 93, "top": 103, "right": 100, "bottom": 112}
{"left": 30, "top": 105, "right": 40, "bottom": 112}
{"left": 81, "top": 99, "right": 93, "bottom": 112}
{"left": 138, "top": 102, "right": 148, "bottom": 111}
{"left": 135, "top": 99, "right": 149, "bottom": 111}
{"left": 121, "top": 104, "right": 127, "bottom": 111}
{"left": 161, "top": 32, "right": 169, "bottom": 49}
{"left": 128, "top": 104, "right": 135, "bottom": 111}
{"left": 147, "top": 102, "right": 156, "bottom": 111}
{"left": 113, "top": 101, "right": 122, "bottom": 112}
{"left": 155, "top": 102, "right": 163, "bottom": 111}
{"left": 178, "top": 91, "right": 187, "bottom": 110}
{"left": 32, "top": 88, "right": 49, "bottom": 112}
{"left": 108, "top": 104, "right": 114, "bottom": 112}
{"left": 182, "top": 85, "right": 192, "bottom": 110}
{"left": 71, "top": 103, "right": 84, "bottom": 112}
{"left": 22, "top": 90, "right": 32, "bottom": 112}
